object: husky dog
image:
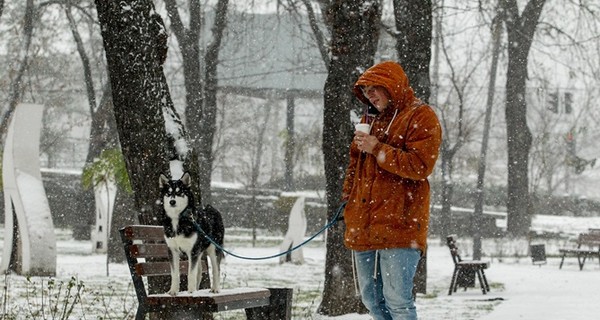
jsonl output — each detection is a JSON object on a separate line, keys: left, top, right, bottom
{"left": 159, "top": 172, "right": 224, "bottom": 295}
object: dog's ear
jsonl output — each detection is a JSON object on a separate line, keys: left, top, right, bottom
{"left": 159, "top": 174, "right": 170, "bottom": 188}
{"left": 181, "top": 172, "right": 191, "bottom": 186}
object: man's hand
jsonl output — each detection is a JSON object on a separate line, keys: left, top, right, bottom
{"left": 354, "top": 131, "right": 378, "bottom": 154}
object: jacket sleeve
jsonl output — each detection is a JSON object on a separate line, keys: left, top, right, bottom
{"left": 371, "top": 106, "right": 442, "bottom": 180}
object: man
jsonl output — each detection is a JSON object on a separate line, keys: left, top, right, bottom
{"left": 342, "top": 61, "right": 442, "bottom": 320}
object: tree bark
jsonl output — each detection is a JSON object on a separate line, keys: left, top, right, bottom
{"left": 95, "top": 2, "right": 195, "bottom": 312}
{"left": 392, "top": 0, "right": 433, "bottom": 295}
{"left": 501, "top": 0, "right": 546, "bottom": 237}
{"left": 319, "top": 0, "right": 381, "bottom": 316}
{"left": 95, "top": 0, "right": 172, "bottom": 224}
{"left": 393, "top": 0, "right": 432, "bottom": 101}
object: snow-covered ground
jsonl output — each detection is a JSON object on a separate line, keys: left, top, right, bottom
{"left": 1, "top": 219, "right": 599, "bottom": 319}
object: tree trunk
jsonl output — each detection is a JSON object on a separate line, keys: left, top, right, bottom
{"left": 473, "top": 13, "right": 503, "bottom": 260}
{"left": 393, "top": 0, "right": 432, "bottom": 101}
{"left": 392, "top": 0, "right": 433, "bottom": 295}
{"left": 284, "top": 95, "right": 295, "bottom": 191}
{"left": 249, "top": 101, "right": 272, "bottom": 248}
{"left": 95, "top": 0, "right": 173, "bottom": 222}
{"left": 164, "top": 0, "right": 206, "bottom": 206}
{"left": 199, "top": 0, "right": 229, "bottom": 205}
{"left": 165, "top": 0, "right": 228, "bottom": 206}
{"left": 501, "top": 0, "right": 546, "bottom": 237}
{"left": 95, "top": 2, "right": 193, "bottom": 314}
{"left": 319, "top": 0, "right": 381, "bottom": 316}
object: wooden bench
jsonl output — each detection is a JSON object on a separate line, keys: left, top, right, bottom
{"left": 446, "top": 235, "right": 490, "bottom": 295}
{"left": 120, "top": 225, "right": 293, "bottom": 319}
{"left": 558, "top": 232, "right": 600, "bottom": 270}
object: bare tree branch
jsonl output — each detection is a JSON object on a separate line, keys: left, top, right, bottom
{"left": 65, "top": 4, "right": 96, "bottom": 116}
{"left": 1, "top": 0, "right": 36, "bottom": 139}
{"left": 300, "top": 0, "right": 329, "bottom": 69}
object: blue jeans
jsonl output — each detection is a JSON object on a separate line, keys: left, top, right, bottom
{"left": 354, "top": 248, "right": 420, "bottom": 320}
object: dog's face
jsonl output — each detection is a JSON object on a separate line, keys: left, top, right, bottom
{"left": 159, "top": 173, "right": 192, "bottom": 218}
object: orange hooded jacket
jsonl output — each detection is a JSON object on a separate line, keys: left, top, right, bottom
{"left": 342, "top": 61, "right": 442, "bottom": 253}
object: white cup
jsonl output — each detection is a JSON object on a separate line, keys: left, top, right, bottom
{"left": 355, "top": 123, "right": 371, "bottom": 134}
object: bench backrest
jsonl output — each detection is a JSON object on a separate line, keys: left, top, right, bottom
{"left": 119, "top": 225, "right": 208, "bottom": 302}
{"left": 587, "top": 228, "right": 600, "bottom": 235}
{"left": 446, "top": 235, "right": 463, "bottom": 264}
{"left": 577, "top": 232, "right": 600, "bottom": 249}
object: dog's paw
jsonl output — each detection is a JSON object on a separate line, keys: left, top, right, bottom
{"left": 210, "top": 287, "right": 220, "bottom": 294}
{"left": 168, "top": 285, "right": 179, "bottom": 296}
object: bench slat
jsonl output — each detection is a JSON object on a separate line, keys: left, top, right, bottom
{"left": 131, "top": 244, "right": 169, "bottom": 258}
{"left": 146, "top": 288, "right": 271, "bottom": 305}
{"left": 457, "top": 261, "right": 489, "bottom": 268}
{"left": 146, "top": 288, "right": 271, "bottom": 313}
{"left": 559, "top": 248, "right": 598, "bottom": 254}
{"left": 135, "top": 261, "right": 185, "bottom": 276}
{"left": 578, "top": 233, "right": 600, "bottom": 246}
{"left": 134, "top": 260, "right": 209, "bottom": 277}
{"left": 122, "top": 225, "right": 165, "bottom": 241}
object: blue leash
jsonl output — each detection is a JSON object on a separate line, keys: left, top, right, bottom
{"left": 198, "top": 202, "right": 346, "bottom": 261}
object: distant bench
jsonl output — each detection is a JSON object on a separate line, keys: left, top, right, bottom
{"left": 558, "top": 231, "right": 600, "bottom": 270}
{"left": 120, "top": 225, "right": 293, "bottom": 320}
{"left": 446, "top": 235, "right": 490, "bottom": 295}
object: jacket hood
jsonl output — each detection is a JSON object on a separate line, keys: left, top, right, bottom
{"left": 353, "top": 61, "right": 417, "bottom": 113}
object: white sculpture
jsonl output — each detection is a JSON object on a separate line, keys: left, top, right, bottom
{"left": 279, "top": 196, "right": 307, "bottom": 264}
{"left": 1, "top": 103, "right": 56, "bottom": 276}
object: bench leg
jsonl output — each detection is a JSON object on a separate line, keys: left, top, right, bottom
{"left": 577, "top": 254, "right": 587, "bottom": 271}
{"left": 476, "top": 269, "right": 487, "bottom": 294}
{"left": 448, "top": 267, "right": 459, "bottom": 295}
{"left": 246, "top": 288, "right": 293, "bottom": 320}
{"left": 481, "top": 269, "right": 490, "bottom": 292}
{"left": 559, "top": 254, "right": 566, "bottom": 269}
{"left": 476, "top": 270, "right": 484, "bottom": 294}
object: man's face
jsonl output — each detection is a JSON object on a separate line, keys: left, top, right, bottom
{"left": 361, "top": 85, "right": 391, "bottom": 112}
